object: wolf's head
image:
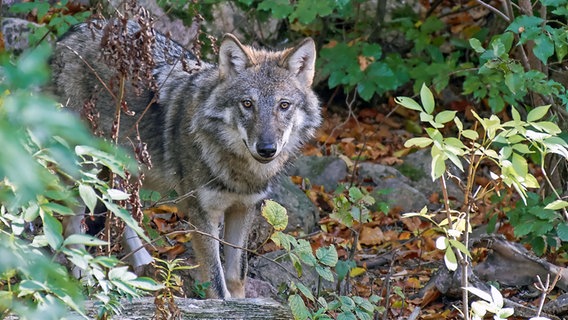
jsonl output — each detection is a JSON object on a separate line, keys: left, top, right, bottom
{"left": 214, "top": 34, "right": 321, "bottom": 164}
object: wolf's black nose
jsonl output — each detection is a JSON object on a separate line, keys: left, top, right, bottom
{"left": 257, "top": 143, "right": 277, "bottom": 158}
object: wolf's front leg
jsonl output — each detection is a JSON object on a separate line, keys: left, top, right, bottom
{"left": 191, "top": 209, "right": 230, "bottom": 298}
{"left": 223, "top": 204, "right": 254, "bottom": 298}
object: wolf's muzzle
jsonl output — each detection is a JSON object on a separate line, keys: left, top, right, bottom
{"left": 256, "top": 142, "right": 277, "bottom": 159}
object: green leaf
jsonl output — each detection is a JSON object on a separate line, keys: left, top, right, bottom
{"left": 506, "top": 16, "right": 544, "bottom": 34}
{"left": 544, "top": 200, "right": 568, "bottom": 210}
{"left": 339, "top": 296, "right": 356, "bottom": 311}
{"left": 289, "top": 294, "right": 311, "bottom": 320}
{"left": 444, "top": 246, "right": 458, "bottom": 271}
{"left": 533, "top": 121, "right": 561, "bottom": 135}
{"left": 63, "top": 234, "right": 108, "bottom": 247}
{"left": 557, "top": 223, "right": 568, "bottom": 241}
{"left": 362, "top": 43, "right": 382, "bottom": 59}
{"left": 533, "top": 37, "right": 554, "bottom": 64}
{"left": 527, "top": 105, "right": 551, "bottom": 122}
{"left": 79, "top": 184, "right": 98, "bottom": 214}
{"left": 316, "top": 246, "right": 338, "bottom": 267}
{"left": 462, "top": 129, "right": 479, "bottom": 140}
{"left": 106, "top": 189, "right": 130, "bottom": 201}
{"left": 357, "top": 80, "right": 377, "bottom": 101}
{"left": 258, "top": 0, "right": 294, "bottom": 19}
{"left": 469, "top": 38, "right": 485, "bottom": 53}
{"left": 335, "top": 259, "right": 355, "bottom": 281}
{"left": 261, "top": 200, "right": 288, "bottom": 231}
{"left": 41, "top": 202, "right": 75, "bottom": 216}
{"left": 354, "top": 309, "right": 373, "bottom": 320}
{"left": 75, "top": 145, "right": 132, "bottom": 178}
{"left": 431, "top": 152, "right": 446, "bottom": 180}
{"left": 337, "top": 312, "right": 357, "bottom": 320}
{"left": 127, "top": 277, "right": 164, "bottom": 291}
{"left": 353, "top": 296, "right": 374, "bottom": 313}
{"left": 103, "top": 201, "right": 150, "bottom": 243}
{"left": 434, "top": 110, "right": 457, "bottom": 124}
{"left": 291, "top": 0, "right": 336, "bottom": 24}
{"left": 348, "top": 187, "right": 364, "bottom": 202}
{"left": 448, "top": 239, "right": 472, "bottom": 258}
{"left": 315, "top": 265, "right": 334, "bottom": 282}
{"left": 514, "top": 221, "right": 534, "bottom": 237}
{"left": 512, "top": 143, "right": 531, "bottom": 154}
{"left": 40, "top": 209, "right": 64, "bottom": 250}
{"left": 420, "top": 84, "right": 435, "bottom": 114}
{"left": 504, "top": 72, "right": 524, "bottom": 94}
{"left": 394, "top": 96, "right": 423, "bottom": 112}
{"left": 290, "top": 253, "right": 303, "bottom": 276}
{"left": 404, "top": 137, "right": 432, "bottom": 148}
{"left": 511, "top": 152, "right": 528, "bottom": 176}
{"left": 296, "top": 282, "right": 315, "bottom": 302}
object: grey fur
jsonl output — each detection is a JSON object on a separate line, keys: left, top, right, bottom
{"left": 51, "top": 20, "right": 321, "bottom": 298}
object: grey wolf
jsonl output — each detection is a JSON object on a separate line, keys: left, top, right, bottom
{"left": 50, "top": 19, "right": 321, "bottom": 298}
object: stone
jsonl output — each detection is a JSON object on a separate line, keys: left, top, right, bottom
{"left": 357, "top": 162, "right": 429, "bottom": 212}
{"left": 402, "top": 149, "right": 465, "bottom": 204}
{"left": 288, "top": 156, "right": 348, "bottom": 192}
{"left": 270, "top": 175, "right": 319, "bottom": 234}
{"left": 2, "top": 18, "right": 56, "bottom": 53}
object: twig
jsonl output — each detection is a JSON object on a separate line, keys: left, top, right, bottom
{"left": 540, "top": 162, "right": 568, "bottom": 221}
{"left": 381, "top": 249, "right": 399, "bottom": 320}
{"left": 121, "top": 227, "right": 301, "bottom": 282}
{"left": 476, "top": 0, "right": 510, "bottom": 22}
{"left": 534, "top": 273, "right": 561, "bottom": 317}
{"left": 440, "top": 174, "right": 469, "bottom": 317}
{"left": 60, "top": 43, "right": 121, "bottom": 103}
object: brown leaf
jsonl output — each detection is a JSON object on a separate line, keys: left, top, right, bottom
{"left": 164, "top": 243, "right": 186, "bottom": 260}
{"left": 359, "top": 226, "right": 384, "bottom": 246}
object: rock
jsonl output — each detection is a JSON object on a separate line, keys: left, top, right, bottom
{"left": 249, "top": 175, "right": 319, "bottom": 251}
{"left": 120, "top": 0, "right": 279, "bottom": 46}
{"left": 288, "top": 156, "right": 348, "bottom": 192}
{"left": 245, "top": 277, "right": 278, "bottom": 299}
{"left": 2, "top": 18, "right": 56, "bottom": 53}
{"left": 206, "top": 2, "right": 280, "bottom": 41}
{"left": 270, "top": 175, "right": 319, "bottom": 234}
{"left": 111, "top": 0, "right": 198, "bottom": 48}
{"left": 402, "top": 149, "right": 465, "bottom": 205}
{"left": 357, "top": 162, "right": 429, "bottom": 212}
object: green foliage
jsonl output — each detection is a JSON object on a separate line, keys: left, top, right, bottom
{"left": 397, "top": 85, "right": 568, "bottom": 319}
{"left": 397, "top": 85, "right": 568, "bottom": 204}
{"left": 330, "top": 186, "right": 375, "bottom": 227}
{"left": 261, "top": 200, "right": 382, "bottom": 320}
{"left": 0, "top": 35, "right": 158, "bottom": 320}
{"left": 154, "top": 258, "right": 194, "bottom": 317}
{"left": 9, "top": 0, "right": 91, "bottom": 46}
{"left": 152, "top": 0, "right": 568, "bottom": 119}
{"left": 0, "top": 232, "right": 85, "bottom": 320}
{"left": 507, "top": 192, "right": 568, "bottom": 255}
{"left": 192, "top": 280, "right": 211, "bottom": 299}
{"left": 466, "top": 32, "right": 566, "bottom": 112}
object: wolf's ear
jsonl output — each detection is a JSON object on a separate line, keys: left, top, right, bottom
{"left": 282, "top": 38, "right": 316, "bottom": 87}
{"left": 219, "top": 34, "right": 253, "bottom": 80}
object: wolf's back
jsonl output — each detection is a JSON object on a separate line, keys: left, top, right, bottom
{"left": 50, "top": 21, "right": 204, "bottom": 139}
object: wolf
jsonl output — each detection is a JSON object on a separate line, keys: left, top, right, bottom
{"left": 50, "top": 19, "right": 321, "bottom": 299}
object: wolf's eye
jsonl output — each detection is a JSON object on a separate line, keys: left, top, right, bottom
{"left": 241, "top": 100, "right": 253, "bottom": 108}
{"left": 279, "top": 101, "right": 290, "bottom": 109}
